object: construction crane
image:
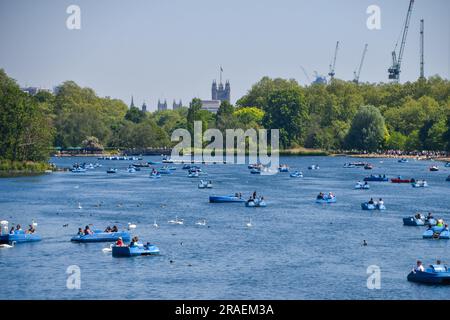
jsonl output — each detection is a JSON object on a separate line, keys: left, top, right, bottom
{"left": 388, "top": 0, "right": 415, "bottom": 82}
{"left": 420, "top": 19, "right": 425, "bottom": 79}
{"left": 300, "top": 66, "right": 311, "bottom": 84}
{"left": 353, "top": 44, "right": 368, "bottom": 84}
{"left": 328, "top": 41, "right": 339, "bottom": 80}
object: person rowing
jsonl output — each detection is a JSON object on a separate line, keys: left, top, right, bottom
{"left": 84, "top": 225, "right": 93, "bottom": 235}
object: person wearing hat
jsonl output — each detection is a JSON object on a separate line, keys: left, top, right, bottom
{"left": 116, "top": 237, "right": 124, "bottom": 247}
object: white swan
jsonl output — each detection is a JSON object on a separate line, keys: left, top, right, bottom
{"left": 195, "top": 219, "right": 207, "bottom": 226}
{"left": 102, "top": 244, "right": 113, "bottom": 253}
{"left": 0, "top": 241, "right": 15, "bottom": 249}
{"left": 153, "top": 220, "right": 159, "bottom": 228}
{"left": 168, "top": 216, "right": 184, "bottom": 225}
{"left": 77, "top": 202, "right": 82, "bottom": 209}
{"left": 246, "top": 218, "right": 252, "bottom": 228}
{"left": 127, "top": 222, "right": 137, "bottom": 230}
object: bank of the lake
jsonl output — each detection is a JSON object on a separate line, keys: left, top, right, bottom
{"left": 0, "top": 160, "right": 52, "bottom": 177}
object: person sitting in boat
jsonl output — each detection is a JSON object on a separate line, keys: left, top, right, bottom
{"left": 111, "top": 225, "right": 118, "bottom": 232}
{"left": 104, "top": 226, "right": 112, "bottom": 233}
{"left": 116, "top": 237, "right": 124, "bottom": 247}
{"left": 9, "top": 226, "right": 15, "bottom": 234}
{"left": 368, "top": 198, "right": 374, "bottom": 205}
{"left": 378, "top": 198, "right": 384, "bottom": 206}
{"left": 317, "top": 192, "right": 324, "bottom": 200}
{"left": 77, "top": 228, "right": 84, "bottom": 236}
{"left": 84, "top": 225, "right": 93, "bottom": 235}
{"left": 436, "top": 219, "right": 444, "bottom": 227}
{"left": 253, "top": 191, "right": 257, "bottom": 199}
{"left": 328, "top": 192, "right": 335, "bottom": 198}
{"left": 364, "top": 181, "right": 368, "bottom": 186}
{"left": 444, "top": 224, "right": 449, "bottom": 231}
{"left": 15, "top": 224, "right": 22, "bottom": 231}
{"left": 247, "top": 196, "right": 254, "bottom": 203}
{"left": 411, "top": 178, "right": 416, "bottom": 183}
{"left": 26, "top": 224, "right": 35, "bottom": 234}
{"left": 413, "top": 260, "right": 425, "bottom": 273}
{"left": 414, "top": 213, "right": 422, "bottom": 220}
{"left": 130, "top": 236, "right": 139, "bottom": 247}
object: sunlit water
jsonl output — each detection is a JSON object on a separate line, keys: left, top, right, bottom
{"left": 0, "top": 156, "right": 449, "bottom": 299}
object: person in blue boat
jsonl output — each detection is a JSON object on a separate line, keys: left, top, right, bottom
{"left": 368, "top": 198, "right": 374, "bottom": 205}
{"left": 130, "top": 236, "right": 139, "bottom": 247}
{"left": 84, "top": 225, "right": 93, "bottom": 235}
{"left": 317, "top": 192, "right": 324, "bottom": 200}
{"left": 9, "top": 226, "right": 15, "bottom": 234}
{"left": 15, "top": 224, "right": 22, "bottom": 231}
{"left": 413, "top": 260, "right": 425, "bottom": 273}
{"left": 26, "top": 224, "right": 35, "bottom": 234}
{"left": 77, "top": 228, "right": 84, "bottom": 236}
{"left": 104, "top": 226, "right": 112, "bottom": 233}
{"left": 378, "top": 198, "right": 384, "bottom": 206}
{"left": 116, "top": 237, "right": 124, "bottom": 247}
{"left": 111, "top": 225, "right": 118, "bottom": 232}
{"left": 253, "top": 191, "right": 257, "bottom": 199}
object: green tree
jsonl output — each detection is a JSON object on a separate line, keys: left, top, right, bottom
{"left": 345, "top": 105, "right": 387, "bottom": 151}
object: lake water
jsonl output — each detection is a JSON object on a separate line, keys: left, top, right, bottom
{"left": 0, "top": 156, "right": 449, "bottom": 300}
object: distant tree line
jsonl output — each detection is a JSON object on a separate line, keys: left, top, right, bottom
{"left": 0, "top": 68, "right": 449, "bottom": 165}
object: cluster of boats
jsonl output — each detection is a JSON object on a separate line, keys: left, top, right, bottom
{"left": 71, "top": 163, "right": 102, "bottom": 172}
{"left": 97, "top": 156, "right": 142, "bottom": 161}
{"left": 403, "top": 213, "right": 449, "bottom": 240}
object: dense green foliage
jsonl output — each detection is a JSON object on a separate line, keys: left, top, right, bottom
{"left": 238, "top": 76, "right": 450, "bottom": 151}
{"left": 1, "top": 68, "right": 449, "bottom": 165}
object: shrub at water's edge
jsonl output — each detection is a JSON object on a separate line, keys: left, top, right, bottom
{"left": 0, "top": 159, "right": 52, "bottom": 176}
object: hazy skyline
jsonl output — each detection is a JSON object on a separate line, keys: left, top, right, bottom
{"left": 0, "top": 0, "right": 449, "bottom": 110}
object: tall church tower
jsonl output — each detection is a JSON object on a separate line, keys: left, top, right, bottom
{"left": 211, "top": 81, "right": 218, "bottom": 100}
{"left": 130, "top": 96, "right": 135, "bottom": 108}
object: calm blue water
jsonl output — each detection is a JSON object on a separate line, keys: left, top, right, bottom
{"left": 0, "top": 156, "right": 449, "bottom": 300}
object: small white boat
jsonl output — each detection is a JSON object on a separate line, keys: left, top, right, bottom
{"left": 412, "top": 180, "right": 428, "bottom": 188}
{"left": 308, "top": 165, "right": 320, "bottom": 170}
{"left": 354, "top": 182, "right": 370, "bottom": 190}
{"left": 198, "top": 180, "right": 213, "bottom": 189}
{"left": 195, "top": 219, "right": 207, "bottom": 226}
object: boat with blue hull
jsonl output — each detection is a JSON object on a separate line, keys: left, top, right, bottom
{"left": 316, "top": 196, "right": 336, "bottom": 204}
{"left": 403, "top": 215, "right": 436, "bottom": 226}
{"left": 407, "top": 265, "right": 450, "bottom": 284}
{"left": 423, "top": 226, "right": 450, "bottom": 239}
{"left": 364, "top": 175, "right": 388, "bottom": 182}
{"left": 245, "top": 198, "right": 267, "bottom": 207}
{"left": 112, "top": 243, "right": 160, "bottom": 257}
{"left": 71, "top": 231, "right": 130, "bottom": 243}
{"left": 290, "top": 171, "right": 303, "bottom": 178}
{"left": 209, "top": 195, "right": 245, "bottom": 203}
{"left": 0, "top": 230, "right": 41, "bottom": 245}
{"left": 361, "top": 203, "right": 386, "bottom": 210}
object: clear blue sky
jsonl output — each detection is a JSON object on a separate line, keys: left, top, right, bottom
{"left": 0, "top": 0, "right": 448, "bottom": 110}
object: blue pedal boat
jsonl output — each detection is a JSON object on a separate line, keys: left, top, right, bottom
{"left": 407, "top": 265, "right": 450, "bottom": 284}
{"left": 363, "top": 175, "right": 388, "bottom": 182}
{"left": 361, "top": 203, "right": 386, "bottom": 210}
{"left": 209, "top": 195, "right": 246, "bottom": 203}
{"left": 423, "top": 226, "right": 450, "bottom": 239}
{"left": 316, "top": 196, "right": 336, "bottom": 204}
{"left": 112, "top": 243, "right": 160, "bottom": 257}
{"left": 0, "top": 230, "right": 41, "bottom": 245}
{"left": 71, "top": 230, "right": 131, "bottom": 243}
{"left": 403, "top": 216, "right": 426, "bottom": 226}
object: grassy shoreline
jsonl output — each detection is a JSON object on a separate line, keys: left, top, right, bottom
{"left": 0, "top": 160, "right": 52, "bottom": 177}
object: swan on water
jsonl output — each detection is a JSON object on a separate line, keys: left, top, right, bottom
{"left": 127, "top": 222, "right": 137, "bottom": 230}
{"left": 0, "top": 241, "right": 15, "bottom": 249}
{"left": 195, "top": 219, "right": 207, "bottom": 226}
{"left": 78, "top": 202, "right": 82, "bottom": 209}
{"left": 153, "top": 220, "right": 159, "bottom": 228}
{"left": 168, "top": 216, "right": 184, "bottom": 225}
{"left": 102, "top": 244, "right": 113, "bottom": 253}
{"left": 246, "top": 218, "right": 252, "bottom": 228}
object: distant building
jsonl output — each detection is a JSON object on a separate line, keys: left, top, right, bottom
{"left": 22, "top": 86, "right": 51, "bottom": 96}
{"left": 212, "top": 80, "right": 230, "bottom": 102}
{"left": 200, "top": 100, "right": 221, "bottom": 114}
{"left": 141, "top": 101, "right": 147, "bottom": 112}
{"left": 173, "top": 100, "right": 183, "bottom": 110}
{"left": 157, "top": 99, "right": 168, "bottom": 111}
